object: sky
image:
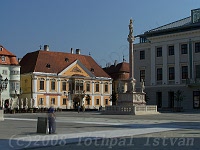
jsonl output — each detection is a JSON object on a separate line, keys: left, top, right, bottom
{"left": 0, "top": 0, "right": 200, "bottom": 67}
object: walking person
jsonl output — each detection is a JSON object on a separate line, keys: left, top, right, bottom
{"left": 48, "top": 106, "right": 56, "bottom": 134}
{"left": 78, "top": 105, "right": 80, "bottom": 113}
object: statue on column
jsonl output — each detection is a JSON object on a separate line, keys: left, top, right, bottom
{"left": 128, "top": 18, "right": 134, "bottom": 41}
{"left": 141, "top": 79, "right": 145, "bottom": 93}
{"left": 130, "top": 79, "right": 136, "bottom": 92}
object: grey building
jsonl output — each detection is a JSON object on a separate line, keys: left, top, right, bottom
{"left": 134, "top": 8, "right": 200, "bottom": 110}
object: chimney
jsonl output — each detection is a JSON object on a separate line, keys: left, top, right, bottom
{"left": 44, "top": 45, "right": 49, "bottom": 51}
{"left": 76, "top": 49, "right": 80, "bottom": 54}
{"left": 71, "top": 48, "right": 73, "bottom": 54}
{"left": 114, "top": 60, "right": 117, "bottom": 66}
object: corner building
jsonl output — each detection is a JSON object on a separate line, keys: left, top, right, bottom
{"left": 134, "top": 9, "right": 200, "bottom": 110}
{"left": 20, "top": 46, "right": 112, "bottom": 110}
{"left": 0, "top": 45, "right": 20, "bottom": 108}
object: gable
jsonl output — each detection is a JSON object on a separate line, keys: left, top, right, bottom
{"left": 58, "top": 60, "right": 95, "bottom": 77}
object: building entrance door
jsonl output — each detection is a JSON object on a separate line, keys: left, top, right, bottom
{"left": 156, "top": 92, "right": 162, "bottom": 108}
{"left": 73, "top": 97, "right": 80, "bottom": 109}
{"left": 168, "top": 91, "right": 174, "bottom": 108}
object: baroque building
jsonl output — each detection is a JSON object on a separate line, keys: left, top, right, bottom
{"left": 0, "top": 45, "right": 20, "bottom": 108}
{"left": 19, "top": 45, "right": 112, "bottom": 110}
{"left": 103, "top": 61, "right": 129, "bottom": 105}
{"left": 134, "top": 8, "right": 200, "bottom": 110}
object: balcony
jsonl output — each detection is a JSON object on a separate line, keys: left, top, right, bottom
{"left": 186, "top": 78, "right": 200, "bottom": 87}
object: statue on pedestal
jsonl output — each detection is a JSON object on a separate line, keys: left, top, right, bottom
{"left": 141, "top": 79, "right": 145, "bottom": 93}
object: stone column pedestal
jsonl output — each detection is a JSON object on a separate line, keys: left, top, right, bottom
{"left": 117, "top": 92, "right": 146, "bottom": 106}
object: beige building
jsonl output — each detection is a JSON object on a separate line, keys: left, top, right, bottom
{"left": 134, "top": 8, "right": 200, "bottom": 110}
{"left": 19, "top": 46, "right": 112, "bottom": 110}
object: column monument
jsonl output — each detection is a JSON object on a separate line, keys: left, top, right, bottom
{"left": 104, "top": 19, "right": 158, "bottom": 115}
{"left": 117, "top": 19, "right": 146, "bottom": 106}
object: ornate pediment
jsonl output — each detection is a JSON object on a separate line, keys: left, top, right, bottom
{"left": 71, "top": 66, "right": 82, "bottom": 73}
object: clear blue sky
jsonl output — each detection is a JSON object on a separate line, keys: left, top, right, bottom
{"left": 0, "top": 0, "right": 199, "bottom": 67}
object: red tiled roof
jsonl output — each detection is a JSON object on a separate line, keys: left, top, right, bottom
{"left": 20, "top": 50, "right": 110, "bottom": 78}
{"left": 103, "top": 62, "right": 129, "bottom": 80}
{"left": 0, "top": 45, "right": 18, "bottom": 65}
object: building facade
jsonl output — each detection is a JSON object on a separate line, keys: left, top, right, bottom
{"left": 103, "top": 61, "right": 129, "bottom": 105}
{"left": 0, "top": 45, "right": 20, "bottom": 109}
{"left": 20, "top": 46, "right": 112, "bottom": 110}
{"left": 134, "top": 8, "right": 200, "bottom": 110}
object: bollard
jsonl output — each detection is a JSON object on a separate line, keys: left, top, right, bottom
{"left": 37, "top": 117, "right": 48, "bottom": 134}
{"left": 0, "top": 109, "right": 4, "bottom": 121}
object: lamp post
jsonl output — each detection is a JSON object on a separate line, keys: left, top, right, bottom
{"left": 0, "top": 74, "right": 8, "bottom": 109}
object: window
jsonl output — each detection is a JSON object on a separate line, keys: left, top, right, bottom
{"left": 1, "top": 56, "right": 5, "bottom": 62}
{"left": 140, "top": 70, "right": 145, "bottom": 81}
{"left": 2, "top": 70, "right": 7, "bottom": 75}
{"left": 140, "top": 51, "right": 145, "bottom": 59}
{"left": 39, "top": 98, "right": 44, "bottom": 105}
{"left": 193, "top": 91, "right": 200, "bottom": 108}
{"left": 168, "top": 45, "right": 174, "bottom": 56}
{"left": 75, "top": 80, "right": 83, "bottom": 92}
{"left": 86, "top": 82, "right": 90, "bottom": 92}
{"left": 10, "top": 82, "right": 15, "bottom": 91}
{"left": 10, "top": 70, "right": 20, "bottom": 75}
{"left": 51, "top": 81, "right": 55, "bottom": 90}
{"left": 157, "top": 68, "right": 162, "bottom": 81}
{"left": 86, "top": 97, "right": 90, "bottom": 105}
{"left": 196, "top": 65, "right": 200, "bottom": 78}
{"left": 96, "top": 99, "right": 99, "bottom": 105}
{"left": 181, "top": 44, "right": 188, "bottom": 54}
{"left": 169, "top": 67, "right": 175, "bottom": 80}
{"left": 62, "top": 82, "right": 66, "bottom": 91}
{"left": 63, "top": 98, "right": 67, "bottom": 105}
{"left": 157, "top": 47, "right": 162, "bottom": 57}
{"left": 104, "top": 83, "right": 108, "bottom": 92}
{"left": 68, "top": 81, "right": 72, "bottom": 91}
{"left": 51, "top": 98, "right": 55, "bottom": 105}
{"left": 40, "top": 80, "right": 44, "bottom": 90}
{"left": 195, "top": 42, "right": 200, "bottom": 53}
{"left": 95, "top": 83, "right": 99, "bottom": 92}
{"left": 105, "top": 99, "right": 108, "bottom": 105}
{"left": 182, "top": 66, "right": 188, "bottom": 79}
{"left": 121, "top": 85, "right": 125, "bottom": 93}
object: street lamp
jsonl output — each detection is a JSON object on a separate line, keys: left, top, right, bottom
{"left": 0, "top": 74, "right": 8, "bottom": 108}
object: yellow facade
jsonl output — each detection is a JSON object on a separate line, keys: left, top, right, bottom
{"left": 20, "top": 62, "right": 112, "bottom": 109}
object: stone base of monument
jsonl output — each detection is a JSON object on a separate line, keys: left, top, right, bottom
{"left": 0, "top": 110, "right": 4, "bottom": 121}
{"left": 103, "top": 92, "right": 159, "bottom": 115}
{"left": 103, "top": 105, "right": 159, "bottom": 115}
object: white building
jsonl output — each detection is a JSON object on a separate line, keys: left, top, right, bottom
{"left": 0, "top": 45, "right": 20, "bottom": 109}
{"left": 134, "top": 8, "right": 200, "bottom": 110}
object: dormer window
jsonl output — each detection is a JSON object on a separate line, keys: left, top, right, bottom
{"left": 0, "top": 47, "right": 3, "bottom": 51}
{"left": 46, "top": 63, "right": 50, "bottom": 68}
{"left": 1, "top": 56, "right": 5, "bottom": 62}
{"left": 65, "top": 58, "right": 69, "bottom": 62}
{"left": 91, "top": 68, "right": 94, "bottom": 72}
